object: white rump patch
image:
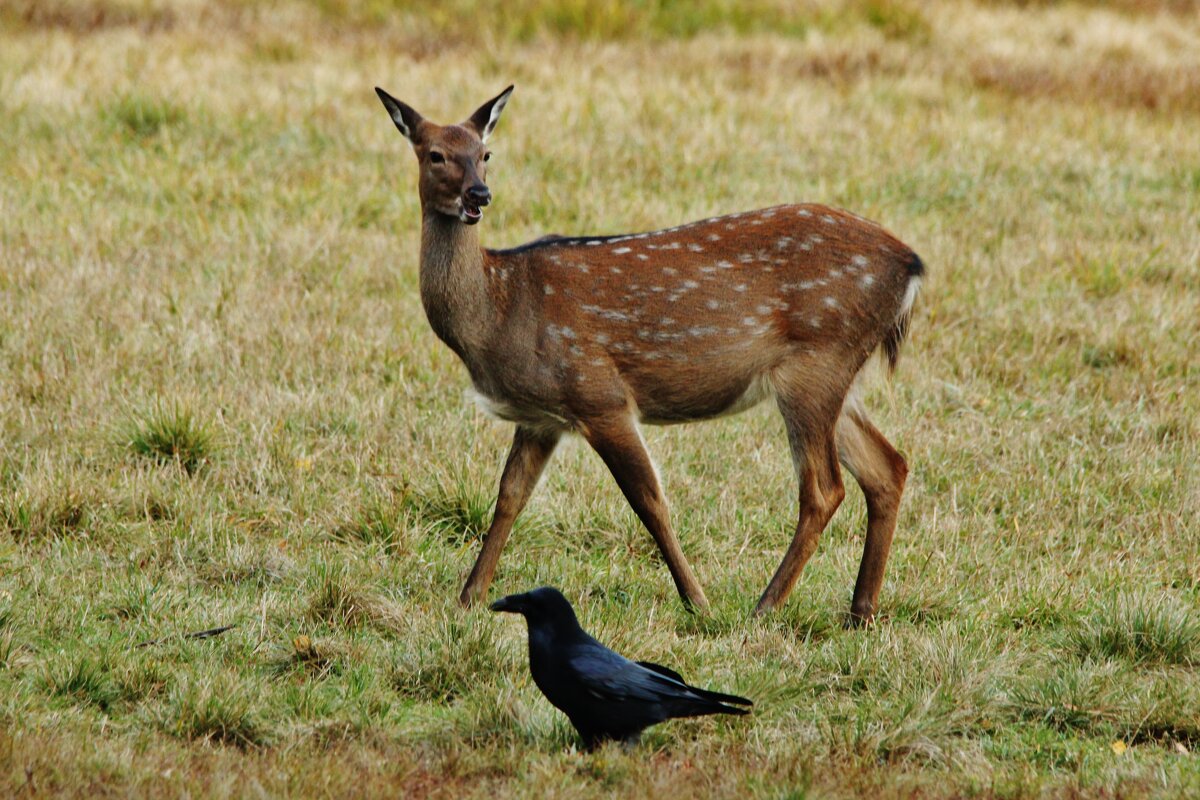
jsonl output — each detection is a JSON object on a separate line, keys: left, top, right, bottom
{"left": 899, "top": 276, "right": 922, "bottom": 319}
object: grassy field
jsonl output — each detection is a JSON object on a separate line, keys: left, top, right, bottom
{"left": 2, "top": 0, "right": 1199, "bottom": 796}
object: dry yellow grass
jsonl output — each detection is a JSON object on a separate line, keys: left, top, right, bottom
{"left": 1, "top": 1, "right": 1199, "bottom": 797}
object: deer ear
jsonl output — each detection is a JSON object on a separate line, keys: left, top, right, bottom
{"left": 375, "top": 87, "right": 424, "bottom": 146}
{"left": 464, "top": 85, "right": 513, "bottom": 144}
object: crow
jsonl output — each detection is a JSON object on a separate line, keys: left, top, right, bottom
{"left": 490, "top": 586, "right": 752, "bottom": 749}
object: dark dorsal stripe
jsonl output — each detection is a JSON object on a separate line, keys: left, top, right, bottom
{"left": 488, "top": 232, "right": 637, "bottom": 257}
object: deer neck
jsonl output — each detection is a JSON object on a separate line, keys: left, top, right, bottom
{"left": 418, "top": 210, "right": 496, "bottom": 359}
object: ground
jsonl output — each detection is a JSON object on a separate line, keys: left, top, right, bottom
{"left": 1, "top": 0, "right": 1198, "bottom": 797}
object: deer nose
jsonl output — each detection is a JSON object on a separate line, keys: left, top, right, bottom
{"left": 465, "top": 185, "right": 491, "bottom": 207}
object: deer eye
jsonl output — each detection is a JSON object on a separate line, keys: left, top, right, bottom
{"left": 429, "top": 151, "right": 445, "bottom": 164}
{"left": 483, "top": 152, "right": 491, "bottom": 162}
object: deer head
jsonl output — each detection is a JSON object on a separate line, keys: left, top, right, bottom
{"left": 374, "top": 85, "right": 514, "bottom": 225}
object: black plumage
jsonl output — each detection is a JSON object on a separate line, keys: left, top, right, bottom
{"left": 490, "top": 587, "right": 752, "bottom": 749}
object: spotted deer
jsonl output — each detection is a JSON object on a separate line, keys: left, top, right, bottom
{"left": 375, "top": 84, "right": 923, "bottom": 625}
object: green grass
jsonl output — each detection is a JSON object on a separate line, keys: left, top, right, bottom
{"left": 1, "top": 0, "right": 1199, "bottom": 797}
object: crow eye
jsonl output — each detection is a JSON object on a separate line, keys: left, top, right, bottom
{"left": 483, "top": 152, "right": 491, "bottom": 162}
{"left": 429, "top": 152, "right": 445, "bottom": 164}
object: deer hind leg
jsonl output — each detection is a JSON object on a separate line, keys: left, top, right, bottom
{"left": 836, "top": 404, "right": 908, "bottom": 626}
{"left": 580, "top": 412, "right": 709, "bottom": 611}
{"left": 754, "top": 374, "right": 846, "bottom": 615}
{"left": 460, "top": 425, "right": 561, "bottom": 607}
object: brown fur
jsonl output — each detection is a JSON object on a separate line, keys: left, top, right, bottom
{"left": 375, "top": 85, "right": 924, "bottom": 624}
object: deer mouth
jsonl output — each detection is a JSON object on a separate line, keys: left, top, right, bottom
{"left": 459, "top": 199, "right": 484, "bottom": 225}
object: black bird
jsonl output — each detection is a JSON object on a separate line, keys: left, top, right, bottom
{"left": 490, "top": 586, "right": 752, "bottom": 749}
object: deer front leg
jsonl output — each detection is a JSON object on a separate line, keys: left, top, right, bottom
{"left": 460, "top": 425, "right": 561, "bottom": 607}
{"left": 580, "top": 413, "right": 709, "bottom": 611}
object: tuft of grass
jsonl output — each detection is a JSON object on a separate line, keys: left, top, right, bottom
{"left": 122, "top": 401, "right": 216, "bottom": 475}
{"left": 392, "top": 615, "right": 503, "bottom": 703}
{"left": 330, "top": 490, "right": 408, "bottom": 552}
{"left": 42, "top": 653, "right": 122, "bottom": 712}
{"left": 0, "top": 489, "right": 92, "bottom": 541}
{"left": 160, "top": 675, "right": 269, "bottom": 748}
{"left": 1067, "top": 593, "right": 1200, "bottom": 667}
{"left": 404, "top": 483, "right": 495, "bottom": 547}
{"left": 306, "top": 563, "right": 370, "bottom": 629}
{"left": 102, "top": 93, "right": 187, "bottom": 139}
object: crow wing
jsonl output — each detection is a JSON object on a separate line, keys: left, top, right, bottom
{"left": 569, "top": 647, "right": 751, "bottom": 712}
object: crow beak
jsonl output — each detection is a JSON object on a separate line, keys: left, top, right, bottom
{"left": 489, "top": 595, "right": 518, "bottom": 613}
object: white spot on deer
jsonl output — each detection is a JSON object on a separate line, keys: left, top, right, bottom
{"left": 798, "top": 208, "right": 812, "bottom": 217}
{"left": 822, "top": 214, "right": 837, "bottom": 225}
{"left": 861, "top": 274, "right": 876, "bottom": 288}
{"left": 587, "top": 240, "right": 602, "bottom": 246}
{"left": 663, "top": 267, "right": 678, "bottom": 276}
{"left": 738, "top": 253, "right": 754, "bottom": 264}
{"left": 595, "top": 332, "right": 611, "bottom": 345}
{"left": 651, "top": 286, "right": 665, "bottom": 293}
{"left": 809, "top": 234, "right": 824, "bottom": 244}
{"left": 742, "top": 316, "right": 758, "bottom": 326}
{"left": 809, "top": 317, "right": 821, "bottom": 328}
{"left": 750, "top": 218, "right": 764, "bottom": 226}
{"left": 852, "top": 254, "right": 869, "bottom": 268}
{"left": 646, "top": 244, "right": 659, "bottom": 250}
{"left": 829, "top": 269, "right": 842, "bottom": 279}
{"left": 800, "top": 242, "right": 812, "bottom": 251}
{"left": 762, "top": 209, "right": 777, "bottom": 219}
{"left": 687, "top": 243, "right": 704, "bottom": 252}
{"left": 544, "top": 285, "right": 555, "bottom": 295}
{"left": 645, "top": 352, "right": 663, "bottom": 361}
{"left": 725, "top": 223, "right": 736, "bottom": 231}
{"left": 612, "top": 247, "right": 631, "bottom": 255}
{"left": 734, "top": 284, "right": 748, "bottom": 292}
{"left": 717, "top": 260, "right": 734, "bottom": 270}
{"left": 635, "top": 233, "right": 649, "bottom": 239}
{"left": 756, "top": 304, "right": 772, "bottom": 315}
{"left": 591, "top": 358, "right": 606, "bottom": 366}
{"left": 707, "top": 233, "right": 721, "bottom": 242}
{"left": 569, "top": 345, "right": 584, "bottom": 356}
{"left": 775, "top": 236, "right": 793, "bottom": 250}
{"left": 637, "top": 254, "right": 649, "bottom": 261}
{"left": 682, "top": 280, "right": 700, "bottom": 290}
{"left": 688, "top": 325, "right": 718, "bottom": 337}
{"left": 823, "top": 296, "right": 839, "bottom": 309}
{"left": 611, "top": 267, "right": 622, "bottom": 274}
{"left": 706, "top": 299, "right": 721, "bottom": 310}
{"left": 800, "top": 280, "right": 815, "bottom": 290}
{"left": 560, "top": 326, "right": 577, "bottom": 339}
